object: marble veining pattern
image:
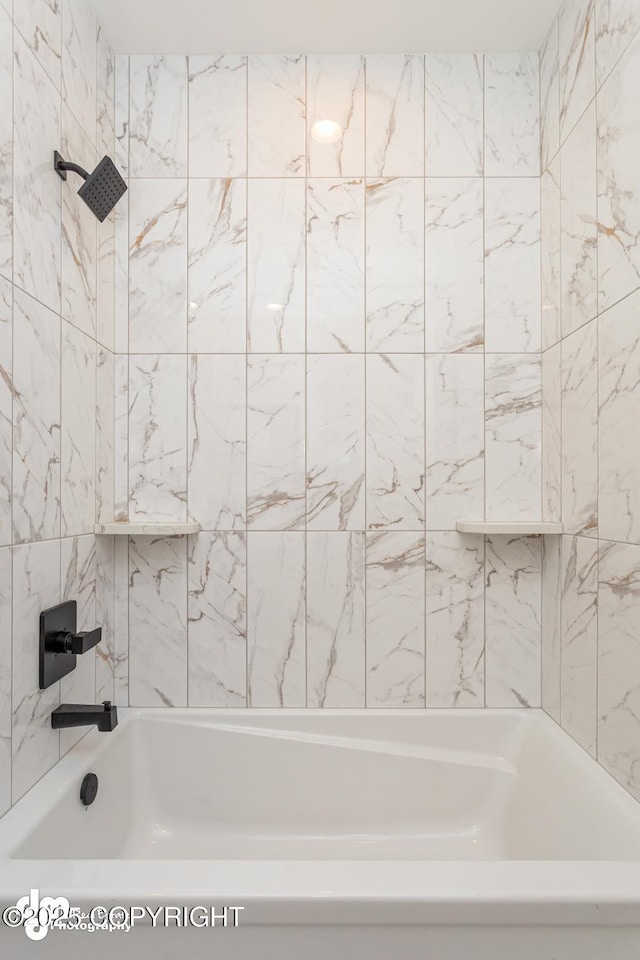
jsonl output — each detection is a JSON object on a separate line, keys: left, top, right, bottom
{"left": 561, "top": 319, "right": 598, "bottom": 537}
{"left": 366, "top": 178, "right": 424, "bottom": 352}
{"left": 0, "top": 277, "right": 10, "bottom": 546}
{"left": 247, "top": 355, "right": 305, "bottom": 530}
{"left": 188, "top": 177, "right": 246, "bottom": 353}
{"left": 561, "top": 102, "right": 597, "bottom": 336}
{"left": 61, "top": 321, "right": 95, "bottom": 537}
{"left": 542, "top": 343, "right": 562, "bottom": 523}
{"left": 425, "top": 354, "right": 484, "bottom": 530}
{"left": 425, "top": 54, "right": 483, "bottom": 177}
{"left": 247, "top": 532, "right": 306, "bottom": 707}
{"left": 188, "top": 56, "right": 246, "bottom": 177}
{"left": 188, "top": 532, "right": 247, "bottom": 706}
{"left": 425, "top": 533, "right": 484, "bottom": 707}
{"left": 597, "top": 540, "right": 640, "bottom": 801}
{"left": 307, "top": 355, "right": 365, "bottom": 531}
{"left": 365, "top": 55, "right": 424, "bottom": 177}
{"left": 595, "top": 0, "right": 640, "bottom": 88}
{"left": 541, "top": 533, "right": 562, "bottom": 722}
{"left": 13, "top": 0, "right": 62, "bottom": 91}
{"left": 485, "top": 535, "right": 542, "bottom": 708}
{"left": 0, "top": 7, "right": 12, "bottom": 282}
{"left": 561, "top": 535, "right": 598, "bottom": 756}
{"left": 559, "top": 0, "right": 596, "bottom": 142}
{"left": 248, "top": 55, "right": 305, "bottom": 177}
{"left": 484, "top": 53, "right": 540, "bottom": 176}
{"left": 0, "top": 546, "right": 10, "bottom": 815}
{"left": 60, "top": 534, "right": 96, "bottom": 754}
{"left": 307, "top": 178, "right": 364, "bottom": 353}
{"left": 484, "top": 178, "right": 541, "bottom": 353}
{"left": 541, "top": 158, "right": 561, "bottom": 349}
{"left": 307, "top": 532, "right": 365, "bottom": 707}
{"left": 129, "top": 535, "right": 188, "bottom": 706}
{"left": 61, "top": 0, "right": 96, "bottom": 143}
{"left": 366, "top": 354, "right": 425, "bottom": 531}
{"left": 597, "top": 32, "right": 640, "bottom": 313}
{"left": 366, "top": 531, "right": 426, "bottom": 707}
{"left": 307, "top": 55, "right": 365, "bottom": 177}
{"left": 188, "top": 354, "right": 246, "bottom": 531}
{"left": 485, "top": 354, "right": 541, "bottom": 521}
{"left": 598, "top": 287, "right": 640, "bottom": 543}
{"left": 247, "top": 179, "right": 305, "bottom": 352}
{"left": 129, "top": 55, "right": 188, "bottom": 177}
{"left": 425, "top": 177, "right": 483, "bottom": 353}
{"left": 540, "top": 18, "right": 560, "bottom": 171}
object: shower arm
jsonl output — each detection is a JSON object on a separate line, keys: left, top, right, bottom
{"left": 53, "top": 151, "right": 89, "bottom": 182}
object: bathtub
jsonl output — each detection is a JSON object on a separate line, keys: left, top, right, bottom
{"left": 1, "top": 708, "right": 640, "bottom": 959}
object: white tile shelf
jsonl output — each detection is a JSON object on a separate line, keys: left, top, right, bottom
{"left": 456, "top": 521, "right": 563, "bottom": 535}
{"left": 94, "top": 522, "right": 200, "bottom": 536}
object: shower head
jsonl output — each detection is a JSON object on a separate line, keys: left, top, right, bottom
{"left": 54, "top": 151, "right": 127, "bottom": 222}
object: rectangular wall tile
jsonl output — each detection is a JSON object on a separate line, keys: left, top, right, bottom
{"left": 97, "top": 213, "right": 115, "bottom": 353}
{"left": 561, "top": 102, "right": 597, "bottom": 336}
{"left": 113, "top": 536, "right": 129, "bottom": 705}
{"left": 562, "top": 319, "right": 598, "bottom": 536}
{"left": 366, "top": 354, "right": 425, "bottom": 531}
{"left": 598, "top": 540, "right": 640, "bottom": 801}
{"left": 0, "top": 545, "right": 10, "bottom": 816}
{"left": 129, "top": 55, "right": 188, "bottom": 177}
{"left": 559, "top": 0, "right": 596, "bottom": 141}
{"left": 366, "top": 531, "right": 425, "bottom": 707}
{"left": 95, "top": 533, "right": 115, "bottom": 703}
{"left": 426, "top": 354, "right": 484, "bottom": 530}
{"left": 188, "top": 532, "right": 247, "bottom": 706}
{"left": 485, "top": 354, "right": 541, "bottom": 521}
{"left": 247, "top": 55, "right": 305, "bottom": 177}
{"left": 0, "top": 7, "right": 12, "bottom": 282}
{"left": 114, "top": 354, "right": 128, "bottom": 520}
{"left": 307, "top": 55, "right": 365, "bottom": 177}
{"left": 247, "top": 355, "right": 305, "bottom": 530}
{"left": 542, "top": 343, "right": 562, "bottom": 523}
{"left": 247, "top": 532, "right": 306, "bottom": 707}
{"left": 485, "top": 178, "right": 540, "bottom": 352}
{"left": 61, "top": 106, "right": 97, "bottom": 340}
{"left": 188, "top": 56, "right": 247, "bottom": 177}
{"left": 307, "top": 355, "right": 365, "bottom": 531}
{"left": 0, "top": 277, "right": 10, "bottom": 545}
{"left": 14, "top": 0, "right": 62, "bottom": 90}
{"left": 541, "top": 157, "right": 561, "bottom": 349}
{"left": 595, "top": 0, "right": 640, "bottom": 88}
{"left": 247, "top": 179, "right": 305, "bottom": 352}
{"left": 561, "top": 535, "right": 598, "bottom": 755}
{"left": 188, "top": 177, "right": 246, "bottom": 353}
{"left": 129, "top": 178, "right": 187, "bottom": 353}
{"left": 597, "top": 32, "right": 640, "bottom": 312}
{"left": 540, "top": 17, "right": 560, "bottom": 170}
{"left": 541, "top": 533, "right": 562, "bottom": 722}
{"left": 484, "top": 53, "right": 540, "bottom": 175}
{"left": 366, "top": 178, "right": 424, "bottom": 352}
{"left": 425, "top": 177, "right": 483, "bottom": 353}
{"left": 61, "top": 0, "right": 96, "bottom": 141}
{"left": 129, "top": 355, "right": 187, "bottom": 522}
{"left": 96, "top": 347, "right": 114, "bottom": 525}
{"left": 61, "top": 321, "right": 95, "bottom": 537}
{"left": 96, "top": 23, "right": 115, "bottom": 158}
{"left": 12, "top": 290, "right": 60, "bottom": 543}
{"left": 307, "top": 532, "right": 365, "bottom": 707}
{"left": 485, "top": 535, "right": 541, "bottom": 707}
{"left": 13, "top": 34, "right": 61, "bottom": 314}
{"left": 598, "top": 287, "right": 640, "bottom": 543}
{"left": 425, "top": 54, "right": 483, "bottom": 176}
{"left": 425, "top": 532, "right": 484, "bottom": 707}
{"left": 307, "top": 178, "right": 364, "bottom": 352}
{"left": 114, "top": 54, "right": 129, "bottom": 177}
{"left": 365, "top": 55, "right": 424, "bottom": 176}
{"left": 129, "top": 535, "right": 187, "bottom": 706}
{"left": 188, "top": 354, "right": 246, "bottom": 531}
{"left": 12, "top": 540, "right": 60, "bottom": 804}
{"left": 60, "top": 534, "right": 96, "bottom": 754}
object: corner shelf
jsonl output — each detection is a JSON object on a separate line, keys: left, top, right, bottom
{"left": 94, "top": 521, "right": 200, "bottom": 536}
{"left": 456, "top": 520, "right": 563, "bottom": 535}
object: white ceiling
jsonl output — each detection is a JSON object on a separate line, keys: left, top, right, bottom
{"left": 92, "top": 0, "right": 561, "bottom": 54}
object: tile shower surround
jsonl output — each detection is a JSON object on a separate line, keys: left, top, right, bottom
{"left": 0, "top": 0, "right": 116, "bottom": 814}
{"left": 540, "top": 0, "right": 640, "bottom": 802}
{"left": 111, "top": 52, "right": 545, "bottom": 715}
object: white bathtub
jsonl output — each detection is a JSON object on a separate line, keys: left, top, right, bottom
{"left": 1, "top": 708, "right": 640, "bottom": 959}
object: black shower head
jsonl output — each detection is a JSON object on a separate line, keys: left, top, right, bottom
{"left": 54, "top": 151, "right": 127, "bottom": 222}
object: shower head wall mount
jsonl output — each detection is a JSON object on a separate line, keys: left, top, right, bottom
{"left": 54, "top": 150, "right": 127, "bottom": 222}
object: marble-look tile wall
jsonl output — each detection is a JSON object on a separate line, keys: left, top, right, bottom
{"left": 0, "top": 0, "right": 116, "bottom": 816}
{"left": 540, "top": 0, "right": 640, "bottom": 801}
{"left": 112, "top": 51, "right": 544, "bottom": 712}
